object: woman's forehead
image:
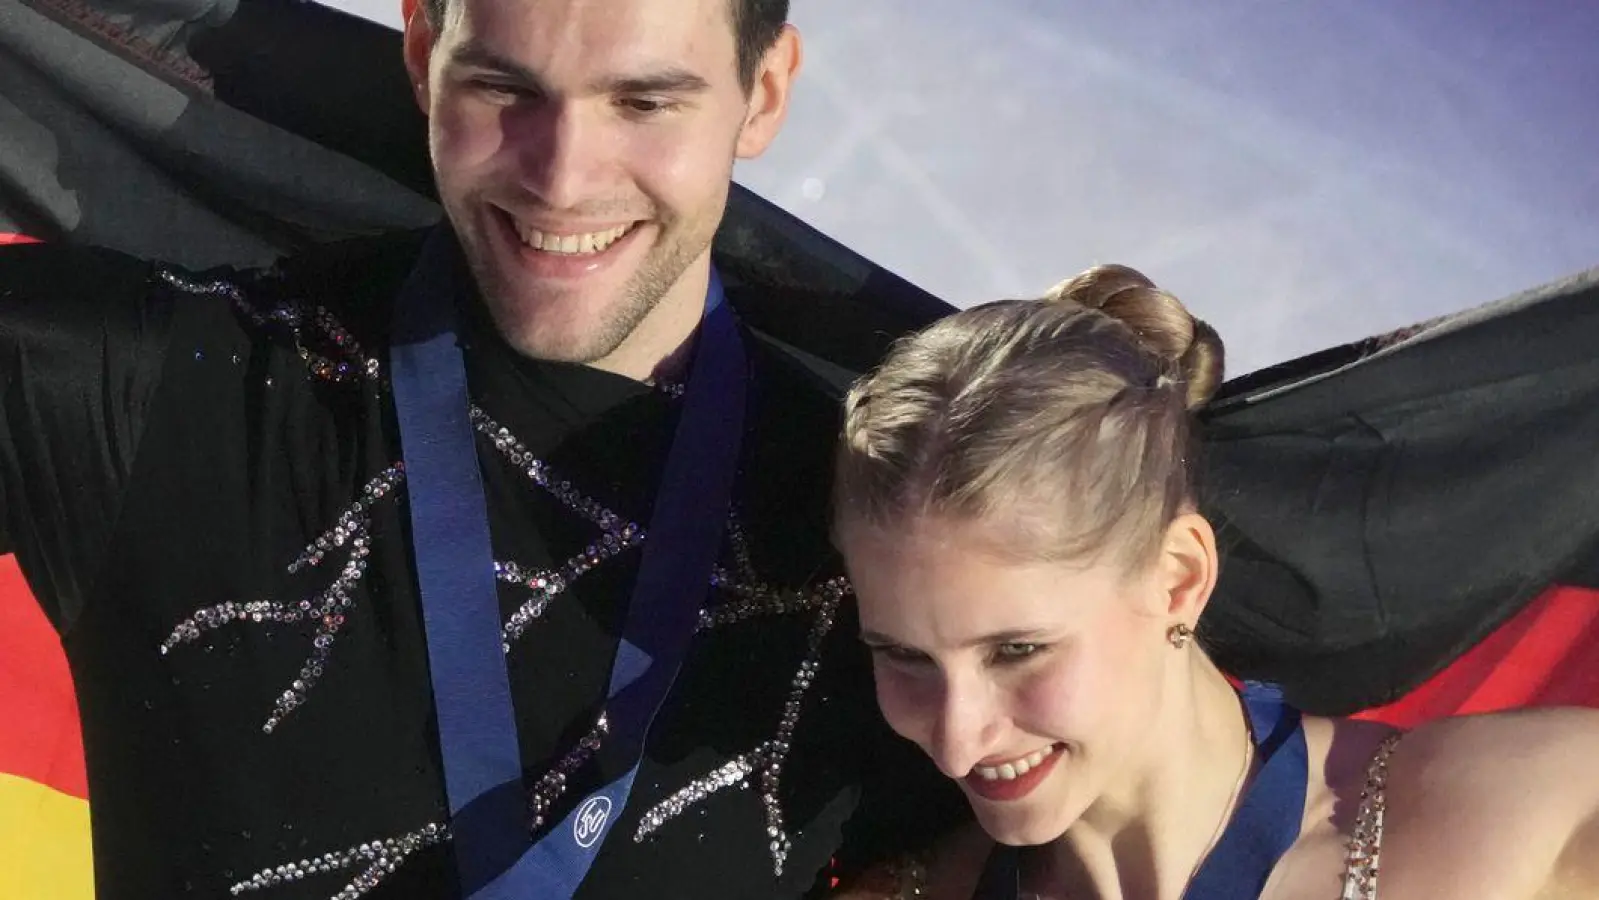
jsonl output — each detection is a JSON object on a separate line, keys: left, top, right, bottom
{"left": 844, "top": 518, "right": 1128, "bottom": 641}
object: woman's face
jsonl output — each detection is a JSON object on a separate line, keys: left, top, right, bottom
{"left": 839, "top": 514, "right": 1177, "bottom": 846}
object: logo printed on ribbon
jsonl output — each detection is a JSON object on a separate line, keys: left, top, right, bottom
{"left": 573, "top": 796, "right": 613, "bottom": 849}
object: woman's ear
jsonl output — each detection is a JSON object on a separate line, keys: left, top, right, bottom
{"left": 1155, "top": 512, "right": 1219, "bottom": 625}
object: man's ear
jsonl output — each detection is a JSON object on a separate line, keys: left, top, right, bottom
{"left": 401, "top": 0, "right": 437, "bottom": 113}
{"left": 735, "top": 25, "right": 804, "bottom": 160}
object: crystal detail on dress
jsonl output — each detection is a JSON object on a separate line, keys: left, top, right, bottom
{"left": 1340, "top": 731, "right": 1403, "bottom": 900}
{"left": 528, "top": 712, "right": 610, "bottom": 834}
{"left": 228, "top": 821, "right": 449, "bottom": 899}
{"left": 157, "top": 269, "right": 383, "bottom": 383}
{"left": 159, "top": 465, "right": 407, "bottom": 733}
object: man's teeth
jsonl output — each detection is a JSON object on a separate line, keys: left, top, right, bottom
{"left": 514, "top": 221, "right": 632, "bottom": 255}
{"left": 973, "top": 746, "right": 1055, "bottom": 782}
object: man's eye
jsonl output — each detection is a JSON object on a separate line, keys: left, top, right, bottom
{"left": 468, "top": 80, "right": 530, "bottom": 99}
{"left": 618, "top": 97, "right": 675, "bottom": 115}
{"left": 992, "top": 642, "right": 1043, "bottom": 664}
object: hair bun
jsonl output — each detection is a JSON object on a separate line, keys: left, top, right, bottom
{"left": 1044, "top": 264, "right": 1225, "bottom": 410}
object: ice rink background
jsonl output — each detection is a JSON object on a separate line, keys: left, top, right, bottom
{"left": 328, "top": 0, "right": 1598, "bottom": 374}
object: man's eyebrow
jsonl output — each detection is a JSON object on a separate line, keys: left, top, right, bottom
{"left": 447, "top": 40, "right": 547, "bottom": 89}
{"left": 592, "top": 68, "right": 711, "bottom": 95}
{"left": 445, "top": 41, "right": 710, "bottom": 96}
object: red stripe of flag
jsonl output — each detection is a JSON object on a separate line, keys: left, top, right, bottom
{"left": 0, "top": 555, "right": 88, "bottom": 800}
{"left": 1356, "top": 584, "right": 1599, "bottom": 727}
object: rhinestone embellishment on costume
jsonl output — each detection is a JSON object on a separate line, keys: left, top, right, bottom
{"left": 228, "top": 822, "right": 450, "bottom": 899}
{"left": 635, "top": 516, "right": 850, "bottom": 881}
{"left": 158, "top": 269, "right": 383, "bottom": 383}
{"left": 636, "top": 582, "right": 844, "bottom": 877}
{"left": 1341, "top": 731, "right": 1403, "bottom": 900}
{"left": 173, "top": 364, "right": 849, "bottom": 889}
{"left": 635, "top": 748, "right": 768, "bottom": 833}
{"left": 472, "top": 405, "right": 651, "bottom": 651}
{"left": 475, "top": 411, "right": 853, "bottom": 877}
{"left": 529, "top": 712, "right": 610, "bottom": 834}
{"left": 159, "top": 465, "right": 406, "bottom": 732}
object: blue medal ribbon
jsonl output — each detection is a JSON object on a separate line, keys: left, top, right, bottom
{"left": 391, "top": 230, "right": 747, "bottom": 898}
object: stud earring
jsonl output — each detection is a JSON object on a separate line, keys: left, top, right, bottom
{"left": 1167, "top": 623, "right": 1195, "bottom": 649}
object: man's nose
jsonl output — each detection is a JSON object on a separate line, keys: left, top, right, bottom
{"left": 509, "top": 102, "right": 607, "bottom": 212}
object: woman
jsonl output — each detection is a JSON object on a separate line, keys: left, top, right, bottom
{"left": 828, "top": 265, "right": 1599, "bottom": 899}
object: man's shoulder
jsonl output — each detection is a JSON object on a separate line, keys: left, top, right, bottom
{"left": 730, "top": 276, "right": 941, "bottom": 579}
{"left": 0, "top": 241, "right": 159, "bottom": 326}
{"left": 0, "top": 230, "right": 427, "bottom": 344}
{"left": 266, "top": 229, "right": 428, "bottom": 318}
{"left": 143, "top": 230, "right": 429, "bottom": 385}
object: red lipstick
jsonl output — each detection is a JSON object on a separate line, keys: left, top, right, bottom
{"left": 963, "top": 746, "right": 1063, "bottom": 802}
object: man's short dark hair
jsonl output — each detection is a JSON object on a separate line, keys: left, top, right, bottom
{"left": 729, "top": 0, "right": 789, "bottom": 90}
{"left": 420, "top": 0, "right": 790, "bottom": 92}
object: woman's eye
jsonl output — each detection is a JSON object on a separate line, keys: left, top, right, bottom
{"left": 868, "top": 644, "right": 931, "bottom": 666}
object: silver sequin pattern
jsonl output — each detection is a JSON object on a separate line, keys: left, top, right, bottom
{"left": 637, "top": 580, "right": 846, "bottom": 877}
{"left": 529, "top": 712, "right": 611, "bottom": 833}
{"left": 158, "top": 269, "right": 382, "bottom": 384}
{"left": 1341, "top": 731, "right": 1402, "bottom": 900}
{"left": 475, "top": 405, "right": 648, "bottom": 651}
{"left": 160, "top": 465, "right": 406, "bottom": 733}
{"left": 159, "top": 283, "right": 848, "bottom": 890}
{"left": 474, "top": 409, "right": 854, "bottom": 877}
{"left": 229, "top": 822, "right": 450, "bottom": 899}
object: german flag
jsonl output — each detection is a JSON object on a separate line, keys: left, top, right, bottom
{"left": 2, "top": 2, "right": 1597, "bottom": 898}
{"left": 0, "top": 230, "right": 93, "bottom": 900}
{"left": 0, "top": 553, "right": 93, "bottom": 899}
{"left": 1359, "top": 585, "right": 1599, "bottom": 727}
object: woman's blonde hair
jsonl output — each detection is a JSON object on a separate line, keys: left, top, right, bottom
{"left": 834, "top": 264, "right": 1224, "bottom": 567}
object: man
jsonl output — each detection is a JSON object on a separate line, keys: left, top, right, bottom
{"left": 0, "top": 0, "right": 966, "bottom": 897}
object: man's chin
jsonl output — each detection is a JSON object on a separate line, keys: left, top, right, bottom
{"left": 462, "top": 260, "right": 617, "bottom": 358}
{"left": 484, "top": 305, "right": 621, "bottom": 365}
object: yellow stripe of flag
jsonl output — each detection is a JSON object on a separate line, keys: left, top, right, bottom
{"left": 0, "top": 772, "right": 94, "bottom": 900}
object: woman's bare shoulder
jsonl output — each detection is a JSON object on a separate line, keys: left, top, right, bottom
{"left": 1381, "top": 707, "right": 1599, "bottom": 899}
{"left": 1397, "top": 706, "right": 1599, "bottom": 790}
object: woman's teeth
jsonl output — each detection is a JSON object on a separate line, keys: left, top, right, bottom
{"left": 973, "top": 746, "right": 1057, "bottom": 782}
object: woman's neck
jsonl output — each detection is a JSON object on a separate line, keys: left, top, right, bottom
{"left": 1028, "top": 657, "right": 1255, "bottom": 900}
